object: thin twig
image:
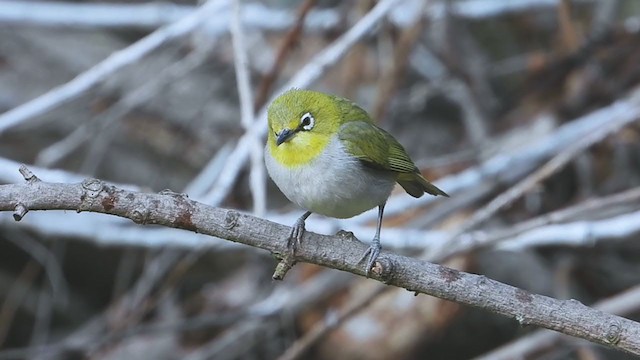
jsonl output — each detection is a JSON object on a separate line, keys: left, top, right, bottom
{"left": 253, "top": 0, "right": 317, "bottom": 110}
{"left": 231, "top": 0, "right": 265, "bottom": 216}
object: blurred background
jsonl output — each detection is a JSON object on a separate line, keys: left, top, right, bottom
{"left": 1, "top": 0, "right": 640, "bottom": 359}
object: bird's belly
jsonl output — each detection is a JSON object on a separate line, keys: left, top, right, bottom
{"left": 265, "top": 138, "right": 396, "bottom": 218}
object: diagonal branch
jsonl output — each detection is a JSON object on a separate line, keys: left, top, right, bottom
{"left": 1, "top": 169, "right": 640, "bottom": 355}
{"left": 0, "top": 0, "right": 228, "bottom": 135}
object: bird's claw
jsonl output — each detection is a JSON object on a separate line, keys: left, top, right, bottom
{"left": 360, "top": 243, "right": 381, "bottom": 277}
{"left": 287, "top": 218, "right": 306, "bottom": 254}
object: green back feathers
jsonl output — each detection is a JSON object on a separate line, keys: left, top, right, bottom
{"left": 338, "top": 120, "right": 448, "bottom": 198}
{"left": 333, "top": 94, "right": 448, "bottom": 198}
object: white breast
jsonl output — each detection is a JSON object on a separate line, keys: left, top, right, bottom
{"left": 265, "top": 136, "right": 396, "bottom": 219}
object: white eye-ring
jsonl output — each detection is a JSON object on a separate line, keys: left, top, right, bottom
{"left": 300, "top": 112, "right": 315, "bottom": 131}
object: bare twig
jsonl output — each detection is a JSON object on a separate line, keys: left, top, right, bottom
{"left": 1, "top": 177, "right": 640, "bottom": 354}
{"left": 231, "top": 0, "right": 265, "bottom": 216}
{"left": 253, "top": 0, "right": 317, "bottom": 110}
{"left": 0, "top": 0, "right": 229, "bottom": 135}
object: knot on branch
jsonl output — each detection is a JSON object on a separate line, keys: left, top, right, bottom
{"left": 79, "top": 178, "right": 105, "bottom": 212}
{"left": 335, "top": 230, "right": 358, "bottom": 243}
{"left": 130, "top": 207, "right": 150, "bottom": 225}
{"left": 605, "top": 321, "right": 623, "bottom": 345}
{"left": 369, "top": 256, "right": 395, "bottom": 283}
{"left": 475, "top": 275, "right": 490, "bottom": 289}
{"left": 224, "top": 211, "right": 239, "bottom": 230}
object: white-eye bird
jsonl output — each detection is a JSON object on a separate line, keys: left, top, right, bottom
{"left": 264, "top": 89, "right": 448, "bottom": 275}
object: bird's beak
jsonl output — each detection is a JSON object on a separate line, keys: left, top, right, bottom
{"left": 276, "top": 129, "right": 295, "bottom": 146}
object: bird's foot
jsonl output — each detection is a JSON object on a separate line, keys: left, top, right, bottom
{"left": 287, "top": 217, "right": 306, "bottom": 254}
{"left": 360, "top": 242, "right": 381, "bottom": 277}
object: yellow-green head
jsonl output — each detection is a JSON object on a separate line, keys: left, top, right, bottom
{"left": 266, "top": 89, "right": 346, "bottom": 168}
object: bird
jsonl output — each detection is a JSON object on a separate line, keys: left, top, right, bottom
{"left": 264, "top": 89, "right": 448, "bottom": 276}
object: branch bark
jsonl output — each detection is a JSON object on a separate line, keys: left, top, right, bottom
{"left": 1, "top": 170, "right": 640, "bottom": 355}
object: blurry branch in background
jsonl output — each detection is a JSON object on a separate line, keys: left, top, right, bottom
{"left": 0, "top": 0, "right": 229, "bottom": 135}
{"left": 35, "top": 46, "right": 212, "bottom": 169}
{"left": 179, "top": 271, "right": 353, "bottom": 360}
{"left": 2, "top": 230, "right": 69, "bottom": 306}
{"left": 231, "top": 0, "right": 266, "bottom": 216}
{"left": 0, "top": 0, "right": 599, "bottom": 205}
{"left": 0, "top": 157, "right": 141, "bottom": 190}
{"left": 277, "top": 283, "right": 386, "bottom": 360}
{"left": 0, "top": 0, "right": 583, "bottom": 31}
{"left": 0, "top": 253, "right": 354, "bottom": 359}
{"left": 198, "top": 0, "right": 595, "bottom": 206}
{"left": 438, "top": 101, "right": 640, "bottom": 245}
{"left": 434, "top": 186, "right": 640, "bottom": 255}
{"left": 1, "top": 167, "right": 640, "bottom": 355}
{"left": 253, "top": 0, "right": 317, "bottom": 110}
{"left": 0, "top": 1, "right": 340, "bottom": 32}
{"left": 356, "top": 88, "right": 640, "bottom": 223}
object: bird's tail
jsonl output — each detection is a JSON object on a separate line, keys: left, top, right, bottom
{"left": 397, "top": 172, "right": 449, "bottom": 198}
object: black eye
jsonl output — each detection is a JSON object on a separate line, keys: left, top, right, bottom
{"left": 300, "top": 112, "right": 315, "bottom": 131}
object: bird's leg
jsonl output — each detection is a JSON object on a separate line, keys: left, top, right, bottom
{"left": 288, "top": 211, "right": 312, "bottom": 253}
{"left": 361, "top": 204, "right": 385, "bottom": 277}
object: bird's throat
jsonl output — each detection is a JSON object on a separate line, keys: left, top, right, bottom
{"left": 269, "top": 134, "right": 329, "bottom": 168}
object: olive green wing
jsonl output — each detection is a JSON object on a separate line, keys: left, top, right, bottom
{"left": 338, "top": 121, "right": 449, "bottom": 198}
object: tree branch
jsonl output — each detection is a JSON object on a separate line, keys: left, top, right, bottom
{"left": 1, "top": 169, "right": 640, "bottom": 355}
